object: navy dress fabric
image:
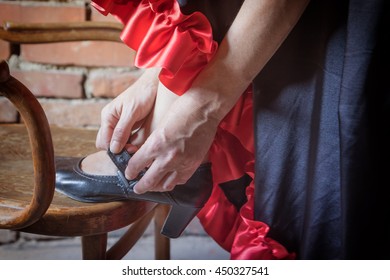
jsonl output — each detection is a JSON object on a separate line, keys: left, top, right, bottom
{"left": 179, "top": 0, "right": 244, "bottom": 43}
{"left": 253, "top": 0, "right": 390, "bottom": 259}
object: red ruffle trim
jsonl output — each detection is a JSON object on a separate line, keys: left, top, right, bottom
{"left": 92, "top": 0, "right": 217, "bottom": 95}
{"left": 198, "top": 88, "right": 295, "bottom": 260}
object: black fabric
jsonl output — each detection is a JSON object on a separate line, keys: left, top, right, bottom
{"left": 253, "top": 0, "right": 390, "bottom": 259}
{"left": 218, "top": 174, "right": 252, "bottom": 211}
{"left": 177, "top": 0, "right": 187, "bottom": 6}
{"left": 179, "top": 0, "right": 244, "bottom": 43}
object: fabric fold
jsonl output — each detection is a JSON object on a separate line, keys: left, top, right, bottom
{"left": 92, "top": 0, "right": 217, "bottom": 95}
{"left": 198, "top": 88, "right": 294, "bottom": 260}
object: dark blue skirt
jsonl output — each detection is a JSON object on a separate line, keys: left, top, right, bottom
{"left": 253, "top": 0, "right": 390, "bottom": 259}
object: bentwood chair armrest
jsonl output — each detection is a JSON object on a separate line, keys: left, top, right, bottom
{"left": 0, "top": 60, "right": 55, "bottom": 229}
{"left": 0, "top": 21, "right": 123, "bottom": 43}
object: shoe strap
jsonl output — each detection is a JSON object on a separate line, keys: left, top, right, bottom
{"left": 107, "top": 149, "right": 147, "bottom": 190}
{"left": 107, "top": 148, "right": 132, "bottom": 174}
{"left": 107, "top": 148, "right": 134, "bottom": 189}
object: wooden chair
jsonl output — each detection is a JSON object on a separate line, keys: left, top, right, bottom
{"left": 0, "top": 22, "right": 170, "bottom": 260}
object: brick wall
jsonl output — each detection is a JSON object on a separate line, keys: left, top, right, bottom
{"left": 0, "top": 0, "right": 142, "bottom": 127}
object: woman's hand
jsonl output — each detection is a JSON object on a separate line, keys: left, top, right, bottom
{"left": 95, "top": 68, "right": 160, "bottom": 153}
{"left": 125, "top": 86, "right": 222, "bottom": 194}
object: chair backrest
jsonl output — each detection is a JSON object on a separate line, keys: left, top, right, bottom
{"left": 0, "top": 21, "right": 122, "bottom": 43}
{"left": 0, "top": 21, "right": 123, "bottom": 229}
{"left": 0, "top": 60, "right": 55, "bottom": 229}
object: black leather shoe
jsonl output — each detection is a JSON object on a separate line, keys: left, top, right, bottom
{"left": 55, "top": 149, "right": 213, "bottom": 238}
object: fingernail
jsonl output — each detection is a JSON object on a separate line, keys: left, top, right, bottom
{"left": 133, "top": 185, "right": 144, "bottom": 195}
{"left": 110, "top": 140, "right": 121, "bottom": 154}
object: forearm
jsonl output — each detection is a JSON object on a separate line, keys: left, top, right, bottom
{"left": 189, "top": 0, "right": 310, "bottom": 121}
{"left": 135, "top": 67, "right": 160, "bottom": 92}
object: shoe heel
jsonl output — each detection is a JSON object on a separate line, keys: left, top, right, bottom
{"left": 160, "top": 205, "right": 201, "bottom": 238}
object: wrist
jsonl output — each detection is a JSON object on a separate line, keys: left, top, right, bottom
{"left": 133, "top": 67, "right": 160, "bottom": 96}
{"left": 188, "top": 64, "right": 250, "bottom": 123}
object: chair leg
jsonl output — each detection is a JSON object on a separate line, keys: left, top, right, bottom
{"left": 106, "top": 208, "right": 155, "bottom": 260}
{"left": 82, "top": 233, "right": 107, "bottom": 260}
{"left": 154, "top": 204, "right": 171, "bottom": 260}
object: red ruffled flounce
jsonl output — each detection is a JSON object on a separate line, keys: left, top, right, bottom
{"left": 92, "top": 0, "right": 217, "bottom": 95}
{"left": 200, "top": 88, "right": 294, "bottom": 259}
{"left": 92, "top": 0, "right": 294, "bottom": 259}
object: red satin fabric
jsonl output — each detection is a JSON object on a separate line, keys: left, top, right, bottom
{"left": 199, "top": 88, "right": 294, "bottom": 260}
{"left": 92, "top": 0, "right": 217, "bottom": 95}
{"left": 92, "top": 0, "right": 293, "bottom": 259}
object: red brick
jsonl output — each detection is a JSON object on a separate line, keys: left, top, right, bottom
{"left": 0, "top": 2, "right": 22, "bottom": 23}
{"left": 21, "top": 41, "right": 136, "bottom": 67}
{"left": 0, "top": 1, "right": 85, "bottom": 24}
{"left": 11, "top": 68, "right": 84, "bottom": 99}
{"left": 0, "top": 1, "right": 22, "bottom": 60}
{"left": 39, "top": 99, "right": 110, "bottom": 128}
{"left": 86, "top": 69, "right": 142, "bottom": 98}
{"left": 20, "top": 2, "right": 85, "bottom": 23}
{"left": 0, "top": 41, "right": 10, "bottom": 60}
{"left": 0, "top": 97, "right": 18, "bottom": 123}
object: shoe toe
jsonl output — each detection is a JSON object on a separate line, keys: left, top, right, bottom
{"left": 55, "top": 156, "right": 123, "bottom": 202}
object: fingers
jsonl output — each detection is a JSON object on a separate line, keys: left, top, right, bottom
{"left": 124, "top": 133, "right": 193, "bottom": 194}
{"left": 95, "top": 127, "right": 111, "bottom": 150}
{"left": 124, "top": 143, "right": 139, "bottom": 154}
{"left": 131, "top": 161, "right": 167, "bottom": 194}
{"left": 96, "top": 99, "right": 137, "bottom": 153}
{"left": 95, "top": 103, "right": 118, "bottom": 150}
{"left": 131, "top": 161, "right": 185, "bottom": 194}
{"left": 109, "top": 120, "right": 134, "bottom": 154}
{"left": 125, "top": 133, "right": 172, "bottom": 193}
{"left": 96, "top": 122, "right": 116, "bottom": 151}
{"left": 125, "top": 138, "right": 155, "bottom": 181}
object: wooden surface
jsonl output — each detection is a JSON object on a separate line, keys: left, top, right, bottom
{"left": 0, "top": 124, "right": 156, "bottom": 236}
{"left": 0, "top": 21, "right": 123, "bottom": 43}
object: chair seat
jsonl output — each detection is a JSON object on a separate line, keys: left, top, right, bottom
{"left": 0, "top": 124, "right": 156, "bottom": 237}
